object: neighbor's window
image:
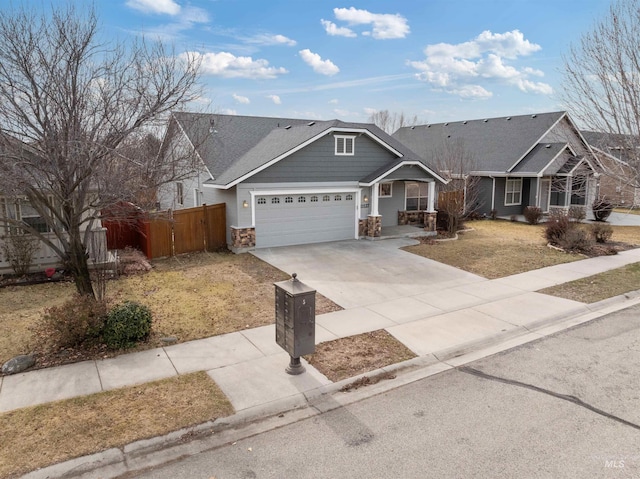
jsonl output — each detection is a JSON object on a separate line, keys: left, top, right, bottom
{"left": 176, "top": 182, "right": 184, "bottom": 205}
{"left": 505, "top": 178, "right": 522, "bottom": 206}
{"left": 405, "top": 182, "right": 429, "bottom": 211}
{"left": 1, "top": 197, "right": 51, "bottom": 234}
{"left": 335, "top": 135, "right": 355, "bottom": 156}
{"left": 378, "top": 183, "right": 392, "bottom": 198}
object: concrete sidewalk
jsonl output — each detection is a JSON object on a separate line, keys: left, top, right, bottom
{"left": 1, "top": 246, "right": 639, "bottom": 415}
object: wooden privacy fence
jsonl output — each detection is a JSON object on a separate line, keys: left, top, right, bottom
{"left": 104, "top": 203, "right": 226, "bottom": 259}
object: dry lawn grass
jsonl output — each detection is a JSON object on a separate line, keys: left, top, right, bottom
{"left": 539, "top": 263, "right": 640, "bottom": 303}
{"left": 404, "top": 220, "right": 580, "bottom": 279}
{"left": 0, "top": 251, "right": 341, "bottom": 366}
{"left": 305, "top": 330, "right": 416, "bottom": 382}
{"left": 0, "top": 371, "right": 233, "bottom": 478}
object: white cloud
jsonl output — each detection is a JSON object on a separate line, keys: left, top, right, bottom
{"left": 363, "top": 107, "right": 378, "bottom": 115}
{"left": 126, "top": 0, "right": 180, "bottom": 15}
{"left": 299, "top": 49, "right": 340, "bottom": 76}
{"left": 409, "top": 29, "right": 552, "bottom": 99}
{"left": 188, "top": 52, "right": 288, "bottom": 79}
{"left": 267, "top": 94, "right": 282, "bottom": 104}
{"left": 232, "top": 93, "right": 250, "bottom": 104}
{"left": 247, "top": 33, "right": 297, "bottom": 46}
{"left": 332, "top": 7, "right": 409, "bottom": 39}
{"left": 321, "top": 19, "right": 357, "bottom": 38}
{"left": 333, "top": 108, "right": 361, "bottom": 119}
{"left": 329, "top": 99, "right": 339, "bottom": 104}
{"left": 129, "top": 5, "right": 209, "bottom": 40}
{"left": 220, "top": 108, "right": 237, "bottom": 115}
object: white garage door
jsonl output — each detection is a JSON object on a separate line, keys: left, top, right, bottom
{"left": 255, "top": 193, "right": 357, "bottom": 248}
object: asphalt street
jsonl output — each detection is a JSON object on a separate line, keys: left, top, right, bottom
{"left": 129, "top": 303, "right": 640, "bottom": 479}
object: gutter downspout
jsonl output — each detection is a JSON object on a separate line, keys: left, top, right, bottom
{"left": 490, "top": 176, "right": 496, "bottom": 211}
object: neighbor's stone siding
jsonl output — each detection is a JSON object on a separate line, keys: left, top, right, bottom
{"left": 367, "top": 215, "right": 382, "bottom": 238}
{"left": 231, "top": 226, "right": 256, "bottom": 249}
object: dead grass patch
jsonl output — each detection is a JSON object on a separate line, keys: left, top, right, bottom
{"left": 305, "top": 330, "right": 416, "bottom": 382}
{"left": 0, "top": 371, "right": 233, "bottom": 478}
{"left": 539, "top": 263, "right": 640, "bottom": 303}
{"left": 405, "top": 220, "right": 580, "bottom": 279}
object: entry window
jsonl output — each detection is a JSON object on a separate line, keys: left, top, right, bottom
{"left": 323, "top": 195, "right": 330, "bottom": 202}
{"left": 310, "top": 196, "right": 318, "bottom": 202}
{"left": 335, "top": 135, "right": 355, "bottom": 156}
{"left": 505, "top": 178, "right": 522, "bottom": 206}
{"left": 285, "top": 196, "right": 293, "bottom": 204}
{"left": 257, "top": 197, "right": 266, "bottom": 204}
{"left": 271, "top": 197, "right": 280, "bottom": 204}
{"left": 405, "top": 182, "right": 429, "bottom": 211}
{"left": 298, "top": 196, "right": 306, "bottom": 203}
{"left": 378, "top": 183, "right": 392, "bottom": 197}
{"left": 176, "top": 182, "right": 184, "bottom": 206}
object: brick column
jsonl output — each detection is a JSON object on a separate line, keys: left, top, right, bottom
{"left": 231, "top": 226, "right": 256, "bottom": 251}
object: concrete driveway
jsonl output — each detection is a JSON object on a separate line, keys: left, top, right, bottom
{"left": 252, "top": 238, "right": 484, "bottom": 310}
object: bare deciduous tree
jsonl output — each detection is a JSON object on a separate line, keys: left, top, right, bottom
{"left": 0, "top": 4, "right": 201, "bottom": 297}
{"left": 368, "top": 110, "right": 422, "bottom": 134}
{"left": 561, "top": 0, "right": 640, "bottom": 190}
{"left": 430, "top": 138, "right": 482, "bottom": 234}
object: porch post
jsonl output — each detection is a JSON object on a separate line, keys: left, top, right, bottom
{"left": 427, "top": 181, "right": 436, "bottom": 212}
{"left": 565, "top": 177, "right": 571, "bottom": 207}
{"left": 371, "top": 183, "right": 379, "bottom": 216}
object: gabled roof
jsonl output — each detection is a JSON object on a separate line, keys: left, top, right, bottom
{"left": 394, "top": 111, "right": 571, "bottom": 175}
{"left": 581, "top": 130, "right": 638, "bottom": 167}
{"left": 169, "top": 112, "right": 444, "bottom": 187}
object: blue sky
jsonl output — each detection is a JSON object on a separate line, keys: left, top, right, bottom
{"left": 8, "top": 0, "right": 613, "bottom": 124}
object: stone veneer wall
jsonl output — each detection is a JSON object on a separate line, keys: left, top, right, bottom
{"left": 398, "top": 210, "right": 424, "bottom": 226}
{"left": 423, "top": 212, "right": 437, "bottom": 232}
{"left": 367, "top": 215, "right": 382, "bottom": 238}
{"left": 358, "top": 219, "right": 368, "bottom": 237}
{"left": 231, "top": 226, "right": 256, "bottom": 249}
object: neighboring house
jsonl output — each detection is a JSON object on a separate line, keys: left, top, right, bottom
{"left": 158, "top": 113, "right": 446, "bottom": 251}
{"left": 581, "top": 131, "right": 639, "bottom": 207}
{"left": 393, "top": 111, "right": 600, "bottom": 217}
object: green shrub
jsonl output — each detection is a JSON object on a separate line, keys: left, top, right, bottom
{"left": 593, "top": 198, "right": 613, "bottom": 222}
{"left": 590, "top": 223, "right": 613, "bottom": 243}
{"left": 42, "top": 295, "right": 107, "bottom": 349}
{"left": 102, "top": 301, "right": 152, "bottom": 349}
{"left": 523, "top": 206, "right": 543, "bottom": 225}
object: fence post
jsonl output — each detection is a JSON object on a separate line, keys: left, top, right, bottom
{"left": 168, "top": 208, "right": 175, "bottom": 258}
{"left": 202, "top": 203, "right": 209, "bottom": 252}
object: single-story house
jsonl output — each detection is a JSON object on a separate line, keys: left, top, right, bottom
{"left": 158, "top": 113, "right": 446, "bottom": 251}
{"left": 393, "top": 111, "right": 600, "bottom": 217}
{"left": 581, "top": 131, "right": 639, "bottom": 207}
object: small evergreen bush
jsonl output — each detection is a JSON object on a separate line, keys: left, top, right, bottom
{"left": 523, "top": 206, "right": 543, "bottom": 225}
{"left": 102, "top": 301, "right": 152, "bottom": 349}
{"left": 42, "top": 295, "right": 107, "bottom": 349}
{"left": 590, "top": 223, "right": 613, "bottom": 243}
{"left": 592, "top": 198, "right": 613, "bottom": 222}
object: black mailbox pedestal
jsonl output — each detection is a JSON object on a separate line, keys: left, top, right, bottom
{"left": 275, "top": 273, "right": 316, "bottom": 375}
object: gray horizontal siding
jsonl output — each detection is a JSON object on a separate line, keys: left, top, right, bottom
{"left": 250, "top": 134, "right": 397, "bottom": 183}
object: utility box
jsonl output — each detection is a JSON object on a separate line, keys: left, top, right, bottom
{"left": 275, "top": 273, "right": 316, "bottom": 373}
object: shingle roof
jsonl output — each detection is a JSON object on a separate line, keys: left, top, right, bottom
{"left": 393, "top": 111, "right": 567, "bottom": 174}
{"left": 511, "top": 143, "right": 568, "bottom": 174}
{"left": 171, "top": 112, "right": 442, "bottom": 187}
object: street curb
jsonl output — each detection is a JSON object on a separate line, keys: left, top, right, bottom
{"left": 19, "top": 292, "right": 640, "bottom": 479}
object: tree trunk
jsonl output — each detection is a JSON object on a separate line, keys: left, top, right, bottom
{"left": 65, "top": 228, "right": 96, "bottom": 299}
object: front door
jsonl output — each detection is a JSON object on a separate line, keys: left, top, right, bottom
{"left": 539, "top": 178, "right": 551, "bottom": 213}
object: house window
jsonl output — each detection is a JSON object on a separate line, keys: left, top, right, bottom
{"left": 346, "top": 194, "right": 353, "bottom": 201}
{"left": 405, "top": 182, "right": 429, "bottom": 211}
{"left": 285, "top": 196, "right": 293, "bottom": 203}
{"left": 310, "top": 196, "right": 318, "bottom": 202}
{"left": 335, "top": 135, "right": 355, "bottom": 156}
{"left": 334, "top": 195, "right": 342, "bottom": 201}
{"left": 323, "top": 195, "right": 330, "bottom": 202}
{"left": 257, "top": 197, "right": 266, "bottom": 205}
{"left": 271, "top": 197, "right": 280, "bottom": 204}
{"left": 378, "top": 183, "right": 392, "bottom": 197}
{"left": 505, "top": 178, "right": 522, "bottom": 206}
{"left": 176, "top": 182, "right": 184, "bottom": 206}
{"left": 1, "top": 197, "right": 51, "bottom": 234}
{"left": 298, "top": 196, "right": 306, "bottom": 203}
